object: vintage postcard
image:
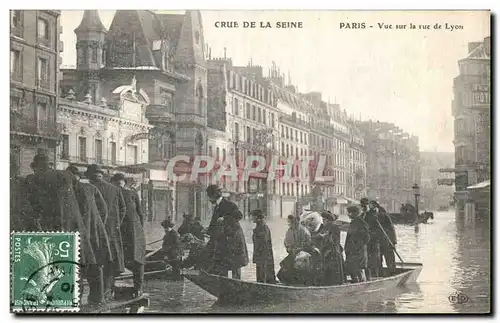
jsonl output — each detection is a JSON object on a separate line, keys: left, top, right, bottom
{"left": 9, "top": 9, "right": 491, "bottom": 314}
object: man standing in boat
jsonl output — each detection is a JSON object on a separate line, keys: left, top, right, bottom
{"left": 205, "top": 185, "right": 249, "bottom": 279}
{"left": 111, "top": 173, "right": 146, "bottom": 297}
{"left": 362, "top": 199, "right": 383, "bottom": 280}
{"left": 86, "top": 165, "right": 127, "bottom": 299}
{"left": 345, "top": 205, "right": 370, "bottom": 283}
{"left": 371, "top": 201, "right": 397, "bottom": 275}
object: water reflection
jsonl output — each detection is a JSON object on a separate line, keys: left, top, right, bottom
{"left": 139, "top": 210, "right": 490, "bottom": 313}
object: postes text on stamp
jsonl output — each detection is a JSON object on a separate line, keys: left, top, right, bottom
{"left": 11, "top": 232, "right": 80, "bottom": 313}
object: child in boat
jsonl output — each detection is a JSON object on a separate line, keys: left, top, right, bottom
{"left": 180, "top": 233, "right": 207, "bottom": 270}
{"left": 159, "top": 218, "right": 183, "bottom": 279}
{"left": 251, "top": 209, "right": 277, "bottom": 284}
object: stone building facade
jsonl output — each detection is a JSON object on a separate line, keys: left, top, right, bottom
{"left": 60, "top": 10, "right": 214, "bottom": 224}
{"left": 10, "top": 10, "right": 63, "bottom": 177}
{"left": 452, "top": 36, "right": 491, "bottom": 217}
{"left": 357, "top": 120, "right": 421, "bottom": 213}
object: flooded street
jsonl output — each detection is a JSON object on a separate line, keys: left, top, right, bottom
{"left": 141, "top": 211, "right": 490, "bottom": 313}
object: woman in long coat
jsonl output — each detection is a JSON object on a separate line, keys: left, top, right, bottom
{"left": 205, "top": 185, "right": 248, "bottom": 279}
{"left": 318, "top": 212, "right": 345, "bottom": 286}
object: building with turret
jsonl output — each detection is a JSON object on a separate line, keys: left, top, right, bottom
{"left": 59, "top": 10, "right": 213, "bottom": 224}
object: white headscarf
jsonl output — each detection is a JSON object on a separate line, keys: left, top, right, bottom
{"left": 299, "top": 211, "right": 323, "bottom": 233}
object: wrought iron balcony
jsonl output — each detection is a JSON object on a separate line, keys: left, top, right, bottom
{"left": 10, "top": 114, "right": 63, "bottom": 140}
{"left": 146, "top": 104, "right": 175, "bottom": 121}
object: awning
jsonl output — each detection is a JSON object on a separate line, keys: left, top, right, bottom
{"left": 467, "top": 180, "right": 490, "bottom": 190}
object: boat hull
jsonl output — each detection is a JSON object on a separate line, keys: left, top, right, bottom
{"left": 183, "top": 262, "right": 422, "bottom": 304}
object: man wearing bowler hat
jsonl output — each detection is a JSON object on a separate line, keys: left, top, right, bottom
{"left": 205, "top": 184, "right": 248, "bottom": 279}
{"left": 86, "top": 164, "right": 126, "bottom": 299}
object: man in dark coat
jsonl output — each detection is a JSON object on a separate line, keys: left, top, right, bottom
{"left": 86, "top": 164, "right": 126, "bottom": 298}
{"left": 372, "top": 202, "right": 397, "bottom": 275}
{"left": 362, "top": 200, "right": 383, "bottom": 280}
{"left": 178, "top": 213, "right": 205, "bottom": 241}
{"left": 111, "top": 173, "right": 146, "bottom": 296}
{"left": 67, "top": 166, "right": 113, "bottom": 305}
{"left": 251, "top": 209, "right": 277, "bottom": 283}
{"left": 205, "top": 185, "right": 249, "bottom": 279}
{"left": 345, "top": 205, "right": 370, "bottom": 283}
{"left": 21, "top": 158, "right": 95, "bottom": 265}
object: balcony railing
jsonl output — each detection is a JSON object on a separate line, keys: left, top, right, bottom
{"left": 10, "top": 114, "right": 62, "bottom": 139}
{"left": 146, "top": 104, "right": 175, "bottom": 120}
{"left": 37, "top": 37, "right": 50, "bottom": 48}
{"left": 279, "top": 114, "right": 310, "bottom": 128}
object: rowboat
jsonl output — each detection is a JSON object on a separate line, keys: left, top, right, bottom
{"left": 115, "top": 248, "right": 175, "bottom": 281}
{"left": 389, "top": 212, "right": 434, "bottom": 225}
{"left": 183, "top": 262, "right": 422, "bottom": 304}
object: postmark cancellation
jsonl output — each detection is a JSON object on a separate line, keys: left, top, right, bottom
{"left": 10, "top": 232, "right": 81, "bottom": 313}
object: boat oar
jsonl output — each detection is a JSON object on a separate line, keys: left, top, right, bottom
{"left": 145, "top": 247, "right": 161, "bottom": 259}
{"left": 374, "top": 219, "right": 405, "bottom": 266}
{"left": 147, "top": 238, "right": 163, "bottom": 246}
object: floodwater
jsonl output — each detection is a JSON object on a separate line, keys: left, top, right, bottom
{"left": 139, "top": 211, "right": 491, "bottom": 314}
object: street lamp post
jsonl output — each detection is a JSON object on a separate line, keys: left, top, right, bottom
{"left": 412, "top": 183, "right": 420, "bottom": 228}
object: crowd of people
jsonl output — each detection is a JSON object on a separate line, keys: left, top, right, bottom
{"left": 174, "top": 186, "right": 398, "bottom": 286}
{"left": 13, "top": 154, "right": 147, "bottom": 306}
{"left": 13, "top": 156, "right": 399, "bottom": 306}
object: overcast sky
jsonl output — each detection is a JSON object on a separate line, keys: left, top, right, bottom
{"left": 60, "top": 10, "right": 490, "bottom": 152}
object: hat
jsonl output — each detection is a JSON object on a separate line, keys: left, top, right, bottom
{"left": 206, "top": 184, "right": 221, "bottom": 196}
{"left": 66, "top": 165, "right": 82, "bottom": 177}
{"left": 161, "top": 217, "right": 175, "bottom": 228}
{"left": 85, "top": 164, "right": 104, "bottom": 176}
{"left": 360, "top": 198, "right": 369, "bottom": 206}
{"left": 369, "top": 200, "right": 379, "bottom": 207}
{"left": 33, "top": 154, "right": 50, "bottom": 164}
{"left": 321, "top": 211, "right": 334, "bottom": 222}
{"left": 251, "top": 209, "right": 265, "bottom": 219}
{"left": 111, "top": 173, "right": 126, "bottom": 183}
{"left": 183, "top": 213, "right": 195, "bottom": 219}
{"left": 347, "top": 205, "right": 360, "bottom": 214}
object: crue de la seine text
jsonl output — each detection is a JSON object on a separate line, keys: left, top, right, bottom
{"left": 215, "top": 21, "right": 303, "bottom": 28}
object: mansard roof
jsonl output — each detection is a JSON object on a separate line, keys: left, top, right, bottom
{"left": 467, "top": 42, "right": 491, "bottom": 60}
{"left": 271, "top": 84, "right": 313, "bottom": 112}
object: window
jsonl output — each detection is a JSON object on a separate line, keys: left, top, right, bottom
{"left": 216, "top": 147, "right": 220, "bottom": 160}
{"left": 91, "top": 47, "right": 98, "bottom": 63}
{"left": 246, "top": 103, "right": 251, "bottom": 119}
{"left": 252, "top": 105, "right": 256, "bottom": 121}
{"left": 10, "top": 49, "right": 21, "bottom": 80}
{"left": 127, "top": 145, "right": 138, "bottom": 164}
{"left": 37, "top": 57, "right": 49, "bottom": 88}
{"left": 208, "top": 146, "right": 213, "bottom": 157}
{"left": 257, "top": 107, "right": 262, "bottom": 123}
{"left": 79, "top": 137, "right": 87, "bottom": 162}
{"left": 95, "top": 139, "right": 103, "bottom": 163}
{"left": 37, "top": 18, "right": 49, "bottom": 45}
{"left": 196, "top": 82, "right": 203, "bottom": 114}
{"left": 110, "top": 142, "right": 117, "bottom": 164}
{"left": 246, "top": 126, "right": 251, "bottom": 143}
{"left": 37, "top": 102, "right": 48, "bottom": 122}
{"left": 233, "top": 98, "right": 239, "bottom": 115}
{"left": 222, "top": 149, "right": 226, "bottom": 161}
{"left": 10, "top": 95, "right": 20, "bottom": 112}
{"left": 234, "top": 122, "right": 239, "bottom": 141}
{"left": 61, "top": 135, "right": 69, "bottom": 159}
{"left": 263, "top": 111, "right": 267, "bottom": 125}
{"left": 11, "top": 10, "right": 22, "bottom": 28}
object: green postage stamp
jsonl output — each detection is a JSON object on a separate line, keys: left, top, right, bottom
{"left": 10, "top": 232, "right": 81, "bottom": 313}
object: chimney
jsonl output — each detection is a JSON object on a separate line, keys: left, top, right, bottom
{"left": 468, "top": 42, "right": 482, "bottom": 54}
